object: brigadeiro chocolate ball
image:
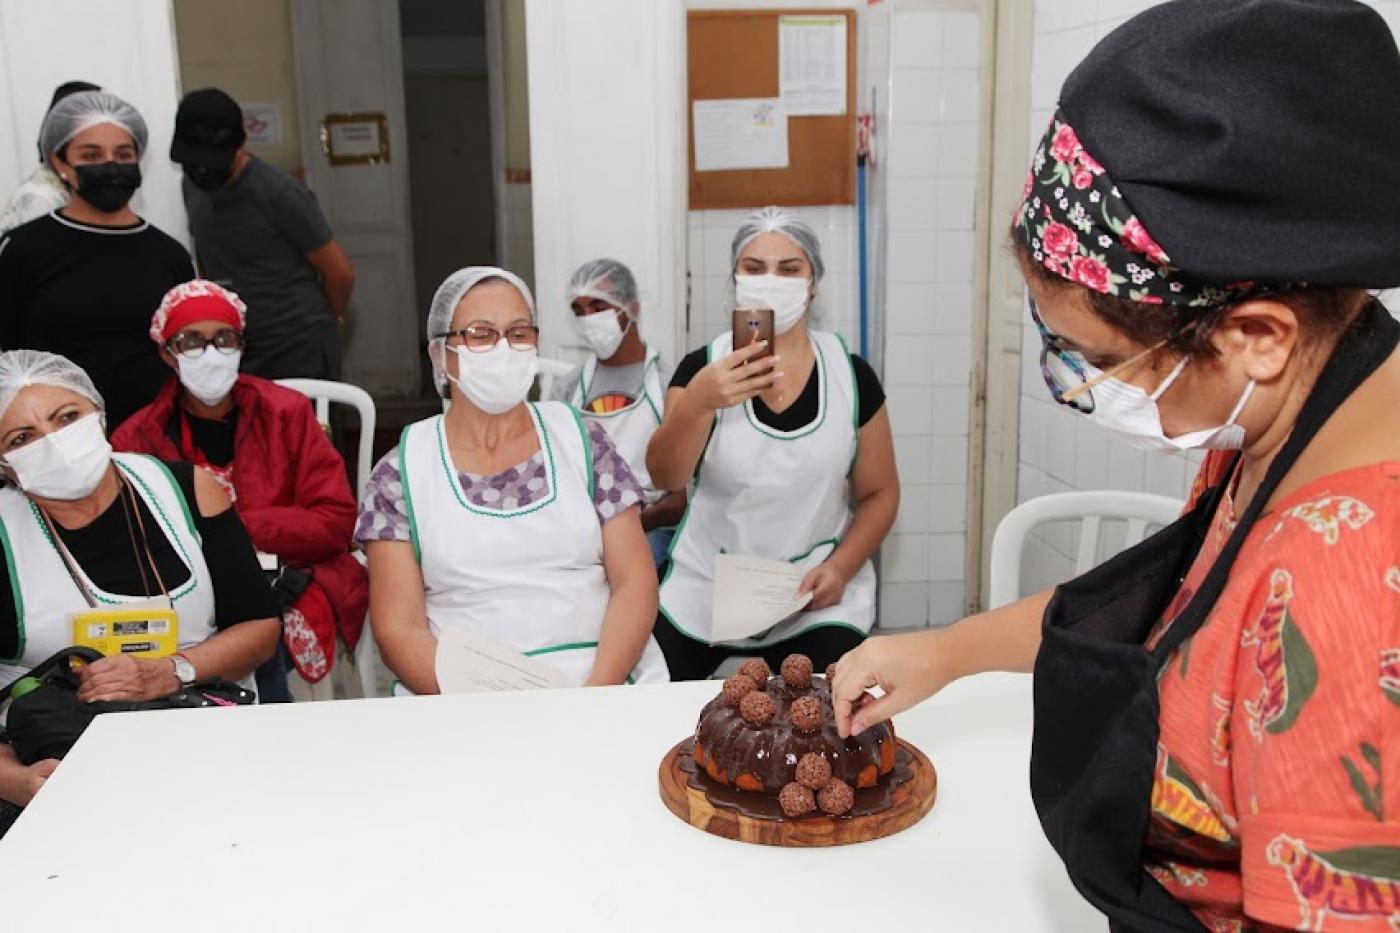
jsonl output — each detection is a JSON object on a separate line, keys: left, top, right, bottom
{"left": 738, "top": 659, "right": 771, "bottom": 686}
{"left": 789, "top": 695, "right": 823, "bottom": 733}
{"left": 779, "top": 782, "right": 816, "bottom": 817}
{"left": 795, "top": 753, "right": 832, "bottom": 790}
{"left": 721, "top": 674, "right": 756, "bottom": 707}
{"left": 818, "top": 778, "right": 855, "bottom": 816}
{"left": 780, "top": 653, "right": 813, "bottom": 689}
{"left": 739, "top": 689, "right": 775, "bottom": 726}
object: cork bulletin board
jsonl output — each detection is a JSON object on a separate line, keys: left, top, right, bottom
{"left": 687, "top": 9, "right": 857, "bottom": 209}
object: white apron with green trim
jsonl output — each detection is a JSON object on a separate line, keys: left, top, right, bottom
{"left": 659, "top": 329, "right": 876, "bottom": 648}
{"left": 569, "top": 347, "right": 666, "bottom": 505}
{"left": 400, "top": 402, "right": 667, "bottom": 686}
{"left": 0, "top": 453, "right": 218, "bottom": 687}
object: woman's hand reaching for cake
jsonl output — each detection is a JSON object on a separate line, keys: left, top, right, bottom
{"left": 831, "top": 589, "right": 1056, "bottom": 737}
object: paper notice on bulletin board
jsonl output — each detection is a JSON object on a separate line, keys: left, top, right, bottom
{"left": 693, "top": 98, "right": 789, "bottom": 172}
{"left": 779, "top": 15, "right": 847, "bottom": 116}
{"left": 241, "top": 103, "right": 282, "bottom": 146}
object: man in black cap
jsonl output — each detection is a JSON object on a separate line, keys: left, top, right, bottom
{"left": 0, "top": 80, "right": 101, "bottom": 235}
{"left": 172, "top": 87, "right": 355, "bottom": 381}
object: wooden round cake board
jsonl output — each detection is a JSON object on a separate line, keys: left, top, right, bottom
{"left": 658, "top": 738, "right": 937, "bottom": 847}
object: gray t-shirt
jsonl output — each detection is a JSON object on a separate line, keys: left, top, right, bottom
{"left": 183, "top": 156, "right": 335, "bottom": 368}
{"left": 549, "top": 350, "right": 673, "bottom": 414}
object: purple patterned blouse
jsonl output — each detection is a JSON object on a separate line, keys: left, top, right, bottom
{"left": 355, "top": 418, "right": 643, "bottom": 544}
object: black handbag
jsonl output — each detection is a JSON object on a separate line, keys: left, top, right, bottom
{"left": 0, "top": 646, "right": 255, "bottom": 766}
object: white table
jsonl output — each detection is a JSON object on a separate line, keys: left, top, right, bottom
{"left": 0, "top": 674, "right": 1100, "bottom": 931}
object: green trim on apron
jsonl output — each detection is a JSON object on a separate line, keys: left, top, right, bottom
{"left": 32, "top": 461, "right": 202, "bottom": 605}
{"left": 0, "top": 517, "right": 25, "bottom": 664}
{"left": 434, "top": 407, "right": 560, "bottom": 518}
{"left": 833, "top": 333, "right": 861, "bottom": 474}
{"left": 742, "top": 336, "right": 829, "bottom": 440}
{"left": 524, "top": 640, "right": 599, "bottom": 657}
{"left": 567, "top": 406, "right": 594, "bottom": 500}
{"left": 140, "top": 455, "right": 200, "bottom": 540}
{"left": 398, "top": 424, "right": 422, "bottom": 564}
{"left": 788, "top": 536, "right": 839, "bottom": 563}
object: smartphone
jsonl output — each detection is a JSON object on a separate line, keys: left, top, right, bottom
{"left": 732, "top": 306, "right": 775, "bottom": 359}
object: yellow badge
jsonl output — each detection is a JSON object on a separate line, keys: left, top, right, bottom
{"left": 71, "top": 603, "right": 180, "bottom": 658}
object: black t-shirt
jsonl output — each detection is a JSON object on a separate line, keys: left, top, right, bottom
{"left": 0, "top": 212, "right": 196, "bottom": 430}
{"left": 0, "top": 461, "right": 278, "bottom": 661}
{"left": 165, "top": 408, "right": 239, "bottom": 468}
{"left": 670, "top": 346, "right": 886, "bottom": 430}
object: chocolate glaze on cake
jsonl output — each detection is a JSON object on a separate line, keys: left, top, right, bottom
{"left": 688, "top": 656, "right": 908, "bottom": 820}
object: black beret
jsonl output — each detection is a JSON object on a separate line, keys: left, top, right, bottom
{"left": 1060, "top": 0, "right": 1400, "bottom": 289}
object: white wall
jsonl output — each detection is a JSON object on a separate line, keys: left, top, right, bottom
{"left": 1013, "top": 0, "right": 1400, "bottom": 597}
{"left": 525, "top": 0, "right": 686, "bottom": 368}
{"left": 0, "top": 0, "right": 186, "bottom": 246}
{"left": 877, "top": 1, "right": 981, "bottom": 629}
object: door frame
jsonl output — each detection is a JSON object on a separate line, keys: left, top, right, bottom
{"left": 964, "top": 0, "right": 1034, "bottom": 612}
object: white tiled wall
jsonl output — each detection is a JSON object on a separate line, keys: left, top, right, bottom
{"left": 1012, "top": 0, "right": 1400, "bottom": 598}
{"left": 876, "top": 1, "right": 981, "bottom": 629}
{"left": 502, "top": 181, "right": 535, "bottom": 290}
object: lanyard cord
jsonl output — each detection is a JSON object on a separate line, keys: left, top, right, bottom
{"left": 39, "top": 471, "right": 171, "bottom": 607}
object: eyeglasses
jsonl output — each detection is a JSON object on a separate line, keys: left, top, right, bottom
{"left": 1028, "top": 298, "right": 1168, "bottom": 414}
{"left": 167, "top": 329, "right": 244, "bottom": 359}
{"left": 435, "top": 324, "right": 540, "bottom": 353}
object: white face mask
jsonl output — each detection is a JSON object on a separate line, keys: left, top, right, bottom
{"left": 1082, "top": 356, "right": 1256, "bottom": 453}
{"left": 4, "top": 412, "right": 112, "bottom": 500}
{"left": 177, "top": 347, "right": 242, "bottom": 407}
{"left": 735, "top": 274, "right": 811, "bottom": 334}
{"left": 451, "top": 342, "right": 539, "bottom": 414}
{"left": 572, "top": 305, "right": 632, "bottom": 359}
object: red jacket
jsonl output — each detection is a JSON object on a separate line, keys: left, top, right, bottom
{"left": 112, "top": 374, "right": 367, "bottom": 648}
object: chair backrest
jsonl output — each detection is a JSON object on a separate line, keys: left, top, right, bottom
{"left": 987, "top": 490, "right": 1184, "bottom": 609}
{"left": 439, "top": 356, "right": 578, "bottom": 413}
{"left": 274, "top": 378, "right": 377, "bottom": 500}
{"left": 535, "top": 356, "right": 576, "bottom": 402}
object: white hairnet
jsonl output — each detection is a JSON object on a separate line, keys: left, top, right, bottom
{"left": 0, "top": 350, "right": 104, "bottom": 422}
{"left": 39, "top": 90, "right": 148, "bottom": 161}
{"left": 567, "top": 258, "right": 638, "bottom": 309}
{"left": 729, "top": 206, "right": 825, "bottom": 283}
{"left": 426, "top": 266, "right": 536, "bottom": 394}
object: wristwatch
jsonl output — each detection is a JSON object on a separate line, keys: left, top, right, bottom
{"left": 171, "top": 653, "right": 197, "bottom": 688}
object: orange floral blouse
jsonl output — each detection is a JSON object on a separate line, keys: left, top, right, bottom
{"left": 1144, "top": 451, "right": 1400, "bottom": 931}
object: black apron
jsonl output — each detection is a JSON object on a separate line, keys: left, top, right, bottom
{"left": 1029, "top": 300, "right": 1399, "bottom": 932}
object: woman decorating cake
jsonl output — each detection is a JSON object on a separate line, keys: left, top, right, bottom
{"left": 832, "top": 1, "right": 1400, "bottom": 929}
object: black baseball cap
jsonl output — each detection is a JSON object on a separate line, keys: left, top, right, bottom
{"left": 171, "top": 88, "right": 246, "bottom": 169}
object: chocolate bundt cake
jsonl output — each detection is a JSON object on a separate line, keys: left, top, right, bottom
{"left": 689, "top": 655, "right": 902, "bottom": 819}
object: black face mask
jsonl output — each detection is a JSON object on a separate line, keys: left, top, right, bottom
{"left": 181, "top": 159, "right": 234, "bottom": 192}
{"left": 67, "top": 161, "right": 142, "bottom": 214}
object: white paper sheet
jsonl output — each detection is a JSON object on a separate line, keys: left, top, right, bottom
{"left": 692, "top": 98, "right": 789, "bottom": 172}
{"left": 779, "top": 15, "right": 847, "bottom": 116}
{"left": 434, "top": 628, "right": 566, "bottom": 694}
{"left": 710, "top": 554, "right": 815, "bottom": 643}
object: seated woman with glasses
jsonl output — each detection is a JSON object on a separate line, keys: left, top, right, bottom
{"left": 356, "top": 266, "right": 668, "bottom": 691}
{"left": 112, "top": 280, "right": 367, "bottom": 699}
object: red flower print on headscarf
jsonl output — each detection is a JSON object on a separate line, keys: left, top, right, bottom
{"left": 1050, "top": 124, "right": 1082, "bottom": 164}
{"left": 1078, "top": 150, "right": 1105, "bottom": 175}
{"left": 1042, "top": 222, "right": 1079, "bottom": 262}
{"left": 1072, "top": 167, "right": 1094, "bottom": 190}
{"left": 1069, "top": 255, "right": 1113, "bottom": 293}
{"left": 1122, "top": 216, "right": 1171, "bottom": 265}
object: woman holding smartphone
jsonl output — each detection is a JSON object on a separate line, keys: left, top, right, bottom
{"left": 647, "top": 207, "right": 899, "bottom": 679}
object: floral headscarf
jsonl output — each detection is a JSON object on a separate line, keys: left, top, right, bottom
{"left": 1014, "top": 111, "right": 1290, "bottom": 310}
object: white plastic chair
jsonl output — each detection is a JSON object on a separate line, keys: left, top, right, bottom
{"left": 274, "top": 378, "right": 381, "bottom": 699}
{"left": 987, "top": 491, "right": 1184, "bottom": 609}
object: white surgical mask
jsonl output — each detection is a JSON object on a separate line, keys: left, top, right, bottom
{"left": 735, "top": 274, "right": 811, "bottom": 334}
{"left": 1082, "top": 357, "right": 1256, "bottom": 453}
{"left": 4, "top": 412, "right": 112, "bottom": 500}
{"left": 572, "top": 306, "right": 632, "bottom": 359}
{"left": 451, "top": 342, "right": 538, "bottom": 414}
{"left": 178, "top": 347, "right": 242, "bottom": 407}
